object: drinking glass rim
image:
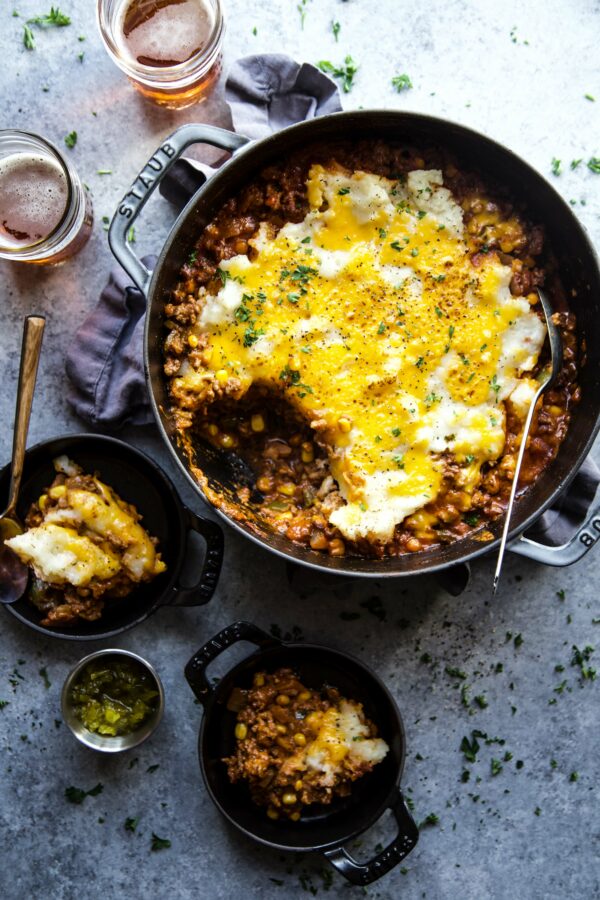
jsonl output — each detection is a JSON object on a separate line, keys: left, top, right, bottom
{"left": 96, "top": 0, "right": 225, "bottom": 82}
{"left": 0, "top": 129, "right": 74, "bottom": 253}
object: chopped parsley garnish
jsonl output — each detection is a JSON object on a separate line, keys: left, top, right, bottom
{"left": 0, "top": 700, "right": 9, "bottom": 710}
{"left": 445, "top": 666, "right": 467, "bottom": 680}
{"left": 146, "top": 764, "right": 160, "bottom": 773}
{"left": 584, "top": 93, "right": 595, "bottom": 101}
{"left": 127, "top": 226, "right": 136, "bottom": 244}
{"left": 391, "top": 73, "right": 413, "bottom": 92}
{"left": 410, "top": 247, "right": 419, "bottom": 257}
{"left": 551, "top": 157, "right": 562, "bottom": 176}
{"left": 187, "top": 250, "right": 197, "bottom": 265}
{"left": 317, "top": 56, "right": 359, "bottom": 93}
{"left": 474, "top": 695, "right": 488, "bottom": 709}
{"left": 39, "top": 666, "right": 51, "bottom": 689}
{"left": 571, "top": 644, "right": 596, "bottom": 680}
{"left": 337, "top": 187, "right": 350, "bottom": 195}
{"left": 464, "top": 454, "right": 475, "bottom": 464}
{"left": 571, "top": 159, "right": 582, "bottom": 170}
{"left": 379, "top": 228, "right": 387, "bottom": 238}
{"left": 587, "top": 157, "right": 600, "bottom": 174}
{"left": 390, "top": 240, "right": 404, "bottom": 251}
{"left": 491, "top": 758, "right": 503, "bottom": 776}
{"left": 415, "top": 356, "right": 425, "bottom": 368}
{"left": 392, "top": 455, "right": 405, "bottom": 469}
{"left": 569, "top": 771, "right": 579, "bottom": 783}
{"left": 417, "top": 209, "right": 427, "bottom": 219}
{"left": 391, "top": 427, "right": 401, "bottom": 437}
{"left": 65, "top": 783, "right": 103, "bottom": 804}
{"left": 64, "top": 131, "right": 77, "bottom": 149}
{"left": 332, "top": 20, "right": 340, "bottom": 41}
{"left": 279, "top": 365, "right": 313, "bottom": 397}
{"left": 434, "top": 305, "right": 443, "bottom": 318}
{"left": 556, "top": 588, "right": 566, "bottom": 600}
{"left": 377, "top": 321, "right": 386, "bottom": 334}
{"left": 151, "top": 833, "right": 171, "bottom": 851}
{"left": 23, "top": 24, "right": 35, "bottom": 48}
{"left": 300, "top": 236, "right": 311, "bottom": 244}
{"left": 418, "top": 812, "right": 439, "bottom": 828}
{"left": 28, "top": 6, "right": 71, "bottom": 26}
{"left": 490, "top": 374, "right": 500, "bottom": 399}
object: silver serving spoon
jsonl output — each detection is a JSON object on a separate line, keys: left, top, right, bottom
{"left": 492, "top": 289, "right": 562, "bottom": 595}
{"left": 0, "top": 315, "right": 45, "bottom": 604}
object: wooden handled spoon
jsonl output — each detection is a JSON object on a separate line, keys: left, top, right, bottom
{"left": 0, "top": 315, "right": 45, "bottom": 604}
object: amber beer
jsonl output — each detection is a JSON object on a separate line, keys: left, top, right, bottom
{"left": 0, "top": 132, "right": 92, "bottom": 265}
{"left": 97, "top": 0, "right": 224, "bottom": 109}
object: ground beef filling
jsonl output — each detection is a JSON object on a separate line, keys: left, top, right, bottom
{"left": 224, "top": 669, "right": 387, "bottom": 820}
{"left": 164, "top": 140, "right": 580, "bottom": 558}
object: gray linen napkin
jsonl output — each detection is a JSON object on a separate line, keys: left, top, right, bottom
{"left": 64, "top": 53, "right": 599, "bottom": 570}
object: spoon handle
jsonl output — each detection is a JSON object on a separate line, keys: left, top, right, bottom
{"left": 7, "top": 316, "right": 45, "bottom": 517}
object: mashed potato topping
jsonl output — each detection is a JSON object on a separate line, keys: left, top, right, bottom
{"left": 176, "top": 165, "right": 546, "bottom": 543}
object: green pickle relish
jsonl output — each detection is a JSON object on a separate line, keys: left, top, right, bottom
{"left": 70, "top": 657, "right": 159, "bottom": 737}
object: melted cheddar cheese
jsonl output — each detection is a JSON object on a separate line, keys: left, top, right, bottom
{"left": 176, "top": 166, "right": 546, "bottom": 542}
{"left": 7, "top": 460, "right": 166, "bottom": 587}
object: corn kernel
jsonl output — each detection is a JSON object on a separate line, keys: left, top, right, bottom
{"left": 267, "top": 807, "right": 279, "bottom": 820}
{"left": 293, "top": 733, "right": 306, "bottom": 747}
{"left": 301, "top": 443, "right": 314, "bottom": 463}
{"left": 251, "top": 414, "right": 265, "bottom": 432}
{"left": 253, "top": 673, "right": 265, "bottom": 687}
{"left": 187, "top": 333, "right": 199, "bottom": 348}
{"left": 38, "top": 494, "right": 48, "bottom": 511}
{"left": 276, "top": 724, "right": 287, "bottom": 734}
{"left": 215, "top": 369, "right": 229, "bottom": 384}
{"left": 338, "top": 416, "right": 352, "bottom": 433}
{"left": 220, "top": 434, "right": 235, "bottom": 449}
{"left": 298, "top": 691, "right": 311, "bottom": 701}
{"left": 294, "top": 780, "right": 303, "bottom": 791}
{"left": 282, "top": 792, "right": 297, "bottom": 806}
{"left": 278, "top": 483, "right": 296, "bottom": 497}
{"left": 235, "top": 723, "right": 247, "bottom": 740}
{"left": 290, "top": 811, "right": 301, "bottom": 821}
{"left": 49, "top": 485, "right": 67, "bottom": 499}
{"left": 276, "top": 694, "right": 291, "bottom": 706}
{"left": 305, "top": 712, "right": 321, "bottom": 729}
{"left": 256, "top": 476, "right": 272, "bottom": 493}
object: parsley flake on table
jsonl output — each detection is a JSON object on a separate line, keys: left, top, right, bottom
{"left": 28, "top": 7, "right": 71, "bottom": 26}
{"left": 64, "top": 131, "right": 77, "bottom": 149}
{"left": 151, "top": 832, "right": 171, "bottom": 851}
{"left": 317, "top": 56, "right": 359, "bottom": 93}
{"left": 491, "top": 758, "right": 503, "bottom": 776}
{"left": 587, "top": 157, "right": 600, "bottom": 174}
{"left": 65, "top": 783, "right": 103, "bottom": 804}
{"left": 551, "top": 158, "right": 562, "bottom": 176}
{"left": 392, "top": 73, "right": 413, "bottom": 92}
{"left": 418, "top": 812, "right": 439, "bottom": 828}
{"left": 23, "top": 24, "right": 36, "bottom": 49}
{"left": 0, "top": 700, "right": 9, "bottom": 710}
{"left": 124, "top": 816, "right": 139, "bottom": 832}
{"left": 332, "top": 20, "right": 340, "bottom": 42}
{"left": 570, "top": 644, "right": 596, "bottom": 680}
{"left": 39, "top": 667, "right": 51, "bottom": 689}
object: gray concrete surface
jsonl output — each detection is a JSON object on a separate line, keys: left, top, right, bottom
{"left": 1, "top": 1, "right": 599, "bottom": 898}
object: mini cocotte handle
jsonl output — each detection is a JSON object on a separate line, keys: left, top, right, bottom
{"left": 184, "top": 621, "right": 279, "bottom": 705}
{"left": 109, "top": 123, "right": 250, "bottom": 296}
{"left": 324, "top": 788, "right": 419, "bottom": 885}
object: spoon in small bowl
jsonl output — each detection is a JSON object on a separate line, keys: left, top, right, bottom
{"left": 0, "top": 315, "right": 45, "bottom": 604}
{"left": 492, "top": 289, "right": 562, "bottom": 595}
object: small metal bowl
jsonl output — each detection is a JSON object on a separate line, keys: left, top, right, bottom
{"left": 61, "top": 649, "right": 165, "bottom": 753}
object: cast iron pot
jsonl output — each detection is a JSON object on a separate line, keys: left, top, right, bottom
{"left": 109, "top": 112, "right": 600, "bottom": 579}
{"left": 0, "top": 434, "right": 223, "bottom": 640}
{"left": 184, "top": 621, "right": 418, "bottom": 885}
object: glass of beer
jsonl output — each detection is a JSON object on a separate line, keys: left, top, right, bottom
{"left": 0, "top": 131, "right": 93, "bottom": 266}
{"left": 97, "top": 0, "right": 225, "bottom": 109}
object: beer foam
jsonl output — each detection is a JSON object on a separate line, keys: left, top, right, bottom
{"left": 0, "top": 153, "right": 68, "bottom": 247}
{"left": 119, "top": 0, "right": 214, "bottom": 67}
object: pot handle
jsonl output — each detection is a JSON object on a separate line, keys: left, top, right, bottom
{"left": 185, "top": 621, "right": 279, "bottom": 705}
{"left": 323, "top": 789, "right": 418, "bottom": 885}
{"left": 507, "top": 494, "right": 600, "bottom": 566}
{"left": 108, "top": 123, "right": 251, "bottom": 295}
{"left": 165, "top": 506, "right": 224, "bottom": 607}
